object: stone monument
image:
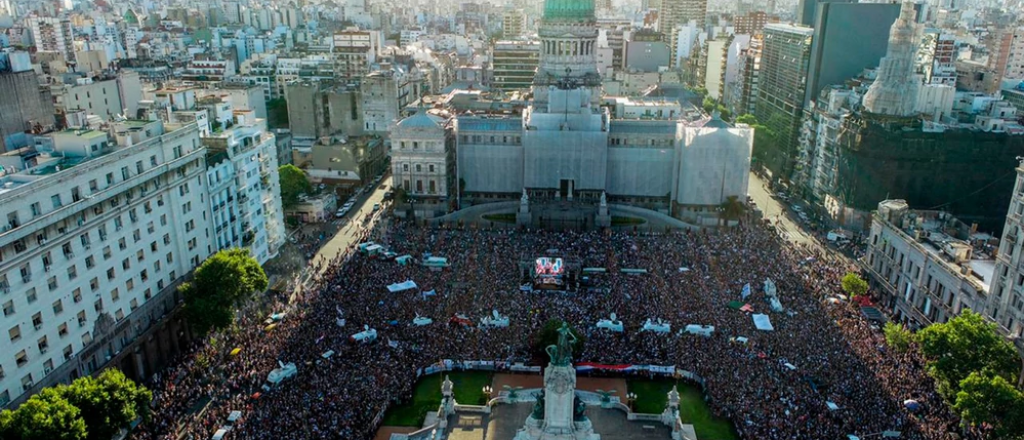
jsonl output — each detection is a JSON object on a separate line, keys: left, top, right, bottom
{"left": 595, "top": 191, "right": 610, "bottom": 228}
{"left": 514, "top": 324, "right": 600, "bottom": 440}
{"left": 517, "top": 188, "right": 532, "bottom": 227}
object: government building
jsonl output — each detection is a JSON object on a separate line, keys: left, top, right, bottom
{"left": 390, "top": 0, "right": 753, "bottom": 225}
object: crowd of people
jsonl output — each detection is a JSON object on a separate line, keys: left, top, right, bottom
{"left": 130, "top": 215, "right": 979, "bottom": 440}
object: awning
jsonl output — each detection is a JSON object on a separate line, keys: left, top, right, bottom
{"left": 860, "top": 306, "right": 887, "bottom": 323}
{"left": 387, "top": 280, "right": 418, "bottom": 292}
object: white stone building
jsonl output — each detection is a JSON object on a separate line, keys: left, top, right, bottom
{"left": 390, "top": 111, "right": 456, "bottom": 212}
{"left": 987, "top": 161, "right": 1024, "bottom": 352}
{"left": 0, "top": 120, "right": 213, "bottom": 407}
{"left": 200, "top": 111, "right": 285, "bottom": 265}
{"left": 865, "top": 200, "right": 996, "bottom": 330}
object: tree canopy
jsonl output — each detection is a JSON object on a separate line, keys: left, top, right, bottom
{"left": 840, "top": 272, "right": 868, "bottom": 298}
{"left": 719, "top": 195, "right": 746, "bottom": 222}
{"left": 953, "top": 371, "right": 1024, "bottom": 438}
{"left": 278, "top": 164, "right": 312, "bottom": 209}
{"left": 917, "top": 310, "right": 1019, "bottom": 397}
{"left": 0, "top": 370, "right": 150, "bottom": 440}
{"left": 882, "top": 321, "right": 914, "bottom": 353}
{"left": 60, "top": 369, "right": 152, "bottom": 440}
{"left": 267, "top": 98, "right": 289, "bottom": 129}
{"left": 182, "top": 248, "right": 268, "bottom": 335}
{"left": 0, "top": 388, "right": 87, "bottom": 440}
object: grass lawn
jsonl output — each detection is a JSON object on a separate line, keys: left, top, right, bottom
{"left": 482, "top": 213, "right": 517, "bottom": 223}
{"left": 611, "top": 216, "right": 646, "bottom": 226}
{"left": 627, "top": 378, "right": 738, "bottom": 440}
{"left": 381, "top": 371, "right": 494, "bottom": 427}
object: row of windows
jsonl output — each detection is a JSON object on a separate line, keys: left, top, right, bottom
{"left": 459, "top": 134, "right": 521, "bottom": 144}
{"left": 399, "top": 163, "right": 438, "bottom": 173}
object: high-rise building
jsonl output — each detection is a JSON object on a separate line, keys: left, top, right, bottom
{"left": 332, "top": 28, "right": 382, "bottom": 82}
{"left": 730, "top": 34, "right": 762, "bottom": 117}
{"left": 863, "top": 2, "right": 923, "bottom": 117}
{"left": 201, "top": 112, "right": 285, "bottom": 264}
{"left": 659, "top": 0, "right": 708, "bottom": 68}
{"left": 491, "top": 40, "right": 541, "bottom": 91}
{"left": 796, "top": 0, "right": 854, "bottom": 28}
{"left": 733, "top": 11, "right": 776, "bottom": 36}
{"left": 502, "top": 9, "right": 527, "bottom": 39}
{"left": 989, "top": 160, "right": 1024, "bottom": 352}
{"left": 804, "top": 2, "right": 900, "bottom": 109}
{"left": 0, "top": 68, "right": 56, "bottom": 153}
{"left": 28, "top": 17, "right": 74, "bottom": 61}
{"left": 0, "top": 120, "right": 213, "bottom": 408}
{"left": 918, "top": 31, "right": 958, "bottom": 87}
{"left": 986, "top": 26, "right": 1024, "bottom": 83}
{"left": 754, "top": 23, "right": 813, "bottom": 180}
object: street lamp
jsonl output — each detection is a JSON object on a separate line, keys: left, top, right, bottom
{"left": 626, "top": 392, "right": 637, "bottom": 411}
{"left": 482, "top": 385, "right": 493, "bottom": 403}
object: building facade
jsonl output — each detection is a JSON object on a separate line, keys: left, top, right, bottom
{"left": 754, "top": 23, "right": 813, "bottom": 181}
{"left": 492, "top": 40, "right": 541, "bottom": 92}
{"left": 865, "top": 200, "right": 994, "bottom": 331}
{"left": 0, "top": 121, "right": 213, "bottom": 407}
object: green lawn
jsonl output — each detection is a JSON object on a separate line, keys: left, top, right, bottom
{"left": 381, "top": 371, "right": 494, "bottom": 427}
{"left": 611, "top": 216, "right": 646, "bottom": 226}
{"left": 627, "top": 378, "right": 738, "bottom": 440}
{"left": 482, "top": 213, "right": 517, "bottom": 223}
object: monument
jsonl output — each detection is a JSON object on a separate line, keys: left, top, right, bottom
{"left": 514, "top": 324, "right": 600, "bottom": 440}
{"left": 596, "top": 191, "right": 610, "bottom": 228}
{"left": 518, "top": 188, "right": 532, "bottom": 227}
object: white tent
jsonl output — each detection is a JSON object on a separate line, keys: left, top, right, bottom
{"left": 387, "top": 280, "right": 418, "bottom": 292}
{"left": 752, "top": 314, "right": 774, "bottom": 331}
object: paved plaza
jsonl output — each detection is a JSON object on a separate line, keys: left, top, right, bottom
{"left": 445, "top": 403, "right": 671, "bottom": 440}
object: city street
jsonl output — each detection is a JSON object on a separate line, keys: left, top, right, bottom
{"left": 747, "top": 172, "right": 818, "bottom": 247}
{"left": 314, "top": 180, "right": 390, "bottom": 266}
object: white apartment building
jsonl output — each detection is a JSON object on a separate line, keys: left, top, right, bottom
{"left": 865, "top": 200, "right": 996, "bottom": 331}
{"left": 987, "top": 161, "right": 1024, "bottom": 352}
{"left": 332, "top": 28, "right": 382, "bottom": 81}
{"left": 0, "top": 120, "right": 213, "bottom": 407}
{"left": 29, "top": 17, "right": 74, "bottom": 61}
{"left": 200, "top": 111, "right": 284, "bottom": 264}
{"left": 51, "top": 74, "right": 143, "bottom": 121}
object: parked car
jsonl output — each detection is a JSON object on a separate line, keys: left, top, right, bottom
{"left": 372, "top": 203, "right": 381, "bottom": 211}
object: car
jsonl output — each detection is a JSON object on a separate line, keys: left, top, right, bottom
{"left": 335, "top": 208, "right": 348, "bottom": 218}
{"left": 372, "top": 203, "right": 381, "bottom": 211}
{"left": 791, "top": 205, "right": 803, "bottom": 212}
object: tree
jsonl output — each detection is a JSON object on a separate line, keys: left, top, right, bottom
{"left": 278, "top": 164, "right": 312, "bottom": 209}
{"left": 719, "top": 195, "right": 746, "bottom": 223}
{"left": 736, "top": 114, "right": 758, "bottom": 125}
{"left": 882, "top": 321, "right": 915, "bottom": 353}
{"left": 267, "top": 98, "right": 289, "bottom": 129}
{"left": 840, "top": 272, "right": 868, "bottom": 298}
{"left": 953, "top": 371, "right": 1024, "bottom": 438}
{"left": 918, "top": 310, "right": 1020, "bottom": 397}
{"left": 532, "top": 319, "right": 585, "bottom": 362}
{"left": 181, "top": 249, "right": 268, "bottom": 335}
{"left": 59, "top": 370, "right": 152, "bottom": 440}
{"left": 2, "top": 388, "right": 87, "bottom": 440}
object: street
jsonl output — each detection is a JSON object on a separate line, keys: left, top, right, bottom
{"left": 314, "top": 180, "right": 390, "bottom": 265}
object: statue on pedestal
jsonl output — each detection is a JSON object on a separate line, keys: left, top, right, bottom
{"left": 545, "top": 323, "right": 576, "bottom": 366}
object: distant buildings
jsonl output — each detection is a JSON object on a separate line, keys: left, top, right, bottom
{"left": 0, "top": 68, "right": 56, "bottom": 153}
{"left": 491, "top": 40, "right": 541, "bottom": 92}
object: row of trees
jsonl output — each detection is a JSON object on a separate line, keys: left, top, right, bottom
{"left": 883, "top": 311, "right": 1024, "bottom": 438}
{"left": 839, "top": 273, "right": 1022, "bottom": 437}
{"left": 0, "top": 370, "right": 151, "bottom": 440}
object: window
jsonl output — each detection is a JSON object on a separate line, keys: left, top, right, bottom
{"left": 67, "top": 265, "right": 77, "bottom": 280}
{"left": 9, "top": 325, "right": 21, "bottom": 342}
{"left": 63, "top": 345, "right": 73, "bottom": 361}
{"left": 51, "top": 194, "right": 62, "bottom": 208}
{"left": 136, "top": 160, "right": 144, "bottom": 174}
{"left": 77, "top": 311, "right": 87, "bottom": 327}
{"left": 30, "top": 202, "right": 40, "bottom": 216}
{"left": 118, "top": 238, "right": 126, "bottom": 251}
{"left": 3, "top": 300, "right": 13, "bottom": 316}
{"left": 403, "top": 163, "right": 409, "bottom": 172}
{"left": 122, "top": 258, "right": 130, "bottom": 271}
{"left": 86, "top": 256, "right": 95, "bottom": 269}
{"left": 62, "top": 242, "right": 73, "bottom": 258}
{"left": 31, "top": 312, "right": 42, "bottom": 330}
{"left": 140, "top": 269, "right": 148, "bottom": 282}
{"left": 52, "top": 299, "right": 63, "bottom": 315}
{"left": 416, "top": 164, "right": 422, "bottom": 172}
{"left": 107, "top": 268, "right": 115, "bottom": 280}
{"left": 115, "top": 309, "right": 124, "bottom": 321}
{"left": 89, "top": 179, "right": 98, "bottom": 192}
{"left": 37, "top": 336, "right": 48, "bottom": 353}
{"left": 416, "top": 180, "right": 423, "bottom": 192}
{"left": 15, "top": 350, "right": 27, "bottom": 367}
{"left": 73, "top": 288, "right": 82, "bottom": 303}
{"left": 26, "top": 288, "right": 36, "bottom": 304}
{"left": 90, "top": 277, "right": 99, "bottom": 291}
{"left": 58, "top": 323, "right": 68, "bottom": 337}
{"left": 111, "top": 288, "right": 120, "bottom": 302}
{"left": 48, "top": 276, "right": 57, "bottom": 291}
{"left": 429, "top": 164, "right": 435, "bottom": 173}
{"left": 94, "top": 299, "right": 103, "bottom": 312}
{"left": 103, "top": 246, "right": 112, "bottom": 260}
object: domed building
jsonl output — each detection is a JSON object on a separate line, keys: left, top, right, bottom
{"left": 391, "top": 0, "right": 754, "bottom": 225}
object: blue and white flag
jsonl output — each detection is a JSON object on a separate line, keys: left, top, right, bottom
{"left": 741, "top": 283, "right": 752, "bottom": 300}
{"left": 387, "top": 339, "right": 399, "bottom": 348}
{"left": 422, "top": 289, "right": 436, "bottom": 300}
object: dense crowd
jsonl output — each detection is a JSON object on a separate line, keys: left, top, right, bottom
{"left": 130, "top": 216, "right": 979, "bottom": 440}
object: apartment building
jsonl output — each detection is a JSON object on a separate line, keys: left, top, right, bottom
{"left": 0, "top": 120, "right": 213, "bottom": 407}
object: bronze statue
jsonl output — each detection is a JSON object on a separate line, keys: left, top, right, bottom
{"left": 545, "top": 323, "right": 576, "bottom": 366}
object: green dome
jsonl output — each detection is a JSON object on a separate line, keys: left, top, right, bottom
{"left": 543, "top": 0, "right": 595, "bottom": 21}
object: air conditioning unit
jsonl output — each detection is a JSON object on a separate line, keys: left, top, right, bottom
{"left": 78, "top": 320, "right": 86, "bottom": 327}
{"left": 44, "top": 265, "right": 51, "bottom": 272}
{"left": 34, "top": 323, "right": 42, "bottom": 330}
{"left": 39, "top": 238, "right": 47, "bottom": 245}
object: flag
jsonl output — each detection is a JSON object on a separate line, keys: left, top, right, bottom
{"left": 315, "top": 334, "right": 325, "bottom": 344}
{"left": 741, "top": 283, "right": 751, "bottom": 300}
{"left": 422, "top": 289, "right": 436, "bottom": 299}
{"left": 388, "top": 339, "right": 399, "bottom": 348}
